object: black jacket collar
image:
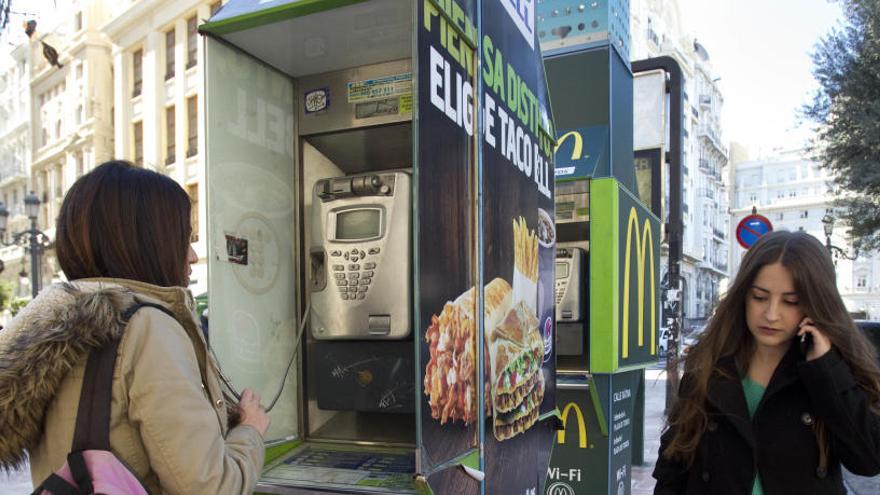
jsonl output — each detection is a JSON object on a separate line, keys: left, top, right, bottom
{"left": 705, "top": 343, "right": 803, "bottom": 448}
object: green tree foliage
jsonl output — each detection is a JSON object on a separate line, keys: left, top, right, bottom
{"left": 804, "top": 0, "right": 880, "bottom": 250}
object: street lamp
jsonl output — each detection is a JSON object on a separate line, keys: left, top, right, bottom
{"left": 822, "top": 214, "right": 859, "bottom": 261}
{"left": 0, "top": 191, "right": 52, "bottom": 298}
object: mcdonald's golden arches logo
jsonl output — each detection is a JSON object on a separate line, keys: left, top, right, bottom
{"left": 556, "top": 131, "right": 584, "bottom": 161}
{"left": 557, "top": 402, "right": 588, "bottom": 449}
{"left": 622, "top": 206, "right": 656, "bottom": 358}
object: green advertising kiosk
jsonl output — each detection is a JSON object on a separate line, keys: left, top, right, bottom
{"left": 538, "top": 1, "right": 661, "bottom": 494}
{"left": 199, "top": 1, "right": 559, "bottom": 493}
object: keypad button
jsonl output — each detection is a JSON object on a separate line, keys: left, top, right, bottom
{"left": 336, "top": 280, "right": 347, "bottom": 286}
{"left": 349, "top": 264, "right": 361, "bottom": 271}
{"left": 334, "top": 273, "right": 345, "bottom": 280}
{"left": 369, "top": 247, "right": 380, "bottom": 255}
{"left": 348, "top": 273, "right": 360, "bottom": 280}
{"left": 350, "top": 248, "right": 359, "bottom": 254}
{"left": 357, "top": 293, "right": 365, "bottom": 300}
{"left": 358, "top": 286, "right": 368, "bottom": 292}
{"left": 364, "top": 262, "right": 376, "bottom": 269}
{"left": 351, "top": 256, "right": 359, "bottom": 263}
{"left": 341, "top": 293, "right": 350, "bottom": 300}
{"left": 363, "top": 271, "right": 374, "bottom": 278}
{"left": 359, "top": 250, "right": 366, "bottom": 258}
{"left": 331, "top": 250, "right": 342, "bottom": 257}
{"left": 360, "top": 279, "right": 371, "bottom": 286}
{"left": 344, "top": 252, "right": 350, "bottom": 260}
{"left": 333, "top": 264, "right": 344, "bottom": 271}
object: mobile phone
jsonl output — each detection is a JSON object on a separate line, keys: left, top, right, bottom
{"left": 799, "top": 332, "right": 814, "bottom": 356}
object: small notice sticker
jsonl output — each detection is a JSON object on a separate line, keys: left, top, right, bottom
{"left": 347, "top": 73, "right": 412, "bottom": 103}
{"left": 399, "top": 94, "right": 412, "bottom": 114}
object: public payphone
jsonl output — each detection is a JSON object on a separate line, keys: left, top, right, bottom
{"left": 309, "top": 171, "right": 412, "bottom": 340}
{"left": 201, "top": 0, "right": 558, "bottom": 493}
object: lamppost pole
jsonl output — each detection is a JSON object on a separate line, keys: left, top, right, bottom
{"left": 0, "top": 191, "right": 49, "bottom": 299}
{"left": 822, "top": 214, "right": 859, "bottom": 262}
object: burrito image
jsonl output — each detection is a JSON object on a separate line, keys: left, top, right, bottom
{"left": 488, "top": 300, "right": 545, "bottom": 441}
{"left": 424, "top": 278, "right": 512, "bottom": 425}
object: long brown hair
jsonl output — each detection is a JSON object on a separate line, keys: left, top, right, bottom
{"left": 663, "top": 231, "right": 880, "bottom": 464}
{"left": 56, "top": 160, "right": 193, "bottom": 287}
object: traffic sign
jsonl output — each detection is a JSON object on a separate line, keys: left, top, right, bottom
{"left": 736, "top": 214, "right": 773, "bottom": 249}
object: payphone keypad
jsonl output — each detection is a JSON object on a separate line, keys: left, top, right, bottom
{"left": 331, "top": 248, "right": 378, "bottom": 301}
{"left": 555, "top": 274, "right": 569, "bottom": 306}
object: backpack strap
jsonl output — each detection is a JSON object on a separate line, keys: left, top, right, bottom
{"left": 71, "top": 302, "right": 178, "bottom": 453}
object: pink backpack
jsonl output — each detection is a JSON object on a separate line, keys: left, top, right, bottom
{"left": 32, "top": 303, "right": 174, "bottom": 495}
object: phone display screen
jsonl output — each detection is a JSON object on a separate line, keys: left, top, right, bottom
{"left": 335, "top": 209, "right": 381, "bottom": 240}
{"left": 556, "top": 262, "right": 569, "bottom": 279}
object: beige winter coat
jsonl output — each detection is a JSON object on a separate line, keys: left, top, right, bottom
{"left": 0, "top": 278, "right": 265, "bottom": 494}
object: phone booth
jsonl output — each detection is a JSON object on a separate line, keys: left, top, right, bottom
{"left": 537, "top": 1, "right": 661, "bottom": 494}
{"left": 199, "top": 1, "right": 558, "bottom": 493}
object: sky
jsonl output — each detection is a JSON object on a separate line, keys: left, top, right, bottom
{"left": 3, "top": 0, "right": 845, "bottom": 159}
{"left": 676, "top": 0, "right": 844, "bottom": 158}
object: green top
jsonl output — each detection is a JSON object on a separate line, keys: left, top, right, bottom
{"left": 742, "top": 376, "right": 766, "bottom": 495}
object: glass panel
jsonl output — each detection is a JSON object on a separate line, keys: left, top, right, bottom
{"left": 206, "top": 38, "right": 298, "bottom": 441}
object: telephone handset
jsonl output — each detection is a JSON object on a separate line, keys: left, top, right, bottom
{"left": 799, "top": 331, "right": 814, "bottom": 356}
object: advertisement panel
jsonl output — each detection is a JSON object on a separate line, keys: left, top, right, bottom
{"left": 589, "top": 179, "right": 660, "bottom": 372}
{"left": 480, "top": 0, "right": 557, "bottom": 493}
{"left": 545, "top": 371, "right": 639, "bottom": 495}
{"left": 418, "top": 1, "right": 556, "bottom": 492}
{"left": 617, "top": 185, "right": 660, "bottom": 368}
{"left": 417, "top": 0, "right": 480, "bottom": 492}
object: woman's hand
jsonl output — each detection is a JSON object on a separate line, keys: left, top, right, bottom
{"left": 238, "top": 388, "right": 270, "bottom": 438}
{"left": 798, "top": 317, "right": 832, "bottom": 361}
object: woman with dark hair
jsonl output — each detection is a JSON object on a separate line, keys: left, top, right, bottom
{"left": 0, "top": 161, "right": 268, "bottom": 494}
{"left": 653, "top": 230, "right": 880, "bottom": 494}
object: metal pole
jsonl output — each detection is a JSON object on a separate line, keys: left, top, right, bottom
{"left": 30, "top": 218, "right": 39, "bottom": 299}
{"left": 631, "top": 56, "right": 684, "bottom": 413}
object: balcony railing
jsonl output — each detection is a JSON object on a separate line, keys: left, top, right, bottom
{"left": 699, "top": 94, "right": 712, "bottom": 107}
{"left": 698, "top": 123, "right": 728, "bottom": 157}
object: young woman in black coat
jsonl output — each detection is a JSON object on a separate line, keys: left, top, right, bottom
{"left": 653, "top": 231, "right": 880, "bottom": 494}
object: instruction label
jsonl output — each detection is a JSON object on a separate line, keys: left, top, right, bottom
{"left": 347, "top": 73, "right": 413, "bottom": 103}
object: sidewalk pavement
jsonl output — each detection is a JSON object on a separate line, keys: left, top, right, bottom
{"left": 631, "top": 362, "right": 880, "bottom": 495}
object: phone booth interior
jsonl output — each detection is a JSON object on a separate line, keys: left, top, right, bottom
{"left": 202, "top": 1, "right": 559, "bottom": 493}
{"left": 203, "top": 2, "right": 419, "bottom": 492}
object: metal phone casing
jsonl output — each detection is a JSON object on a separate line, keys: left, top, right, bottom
{"left": 310, "top": 171, "right": 411, "bottom": 339}
{"left": 556, "top": 247, "right": 585, "bottom": 322}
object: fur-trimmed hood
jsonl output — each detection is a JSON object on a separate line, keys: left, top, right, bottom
{"left": 0, "top": 282, "right": 141, "bottom": 470}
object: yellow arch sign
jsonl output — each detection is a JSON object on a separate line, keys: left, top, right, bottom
{"left": 622, "top": 207, "right": 656, "bottom": 358}
{"left": 557, "top": 402, "right": 588, "bottom": 448}
{"left": 556, "top": 130, "right": 583, "bottom": 161}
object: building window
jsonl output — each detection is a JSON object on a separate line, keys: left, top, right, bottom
{"left": 165, "top": 29, "right": 175, "bottom": 80}
{"left": 132, "top": 49, "right": 143, "bottom": 98}
{"left": 775, "top": 212, "right": 784, "bottom": 221}
{"left": 74, "top": 11, "right": 83, "bottom": 31}
{"left": 186, "top": 16, "right": 198, "bottom": 69}
{"left": 187, "top": 95, "right": 198, "bottom": 157}
{"left": 134, "top": 121, "right": 143, "bottom": 166}
{"left": 76, "top": 151, "right": 84, "bottom": 177}
{"left": 76, "top": 63, "right": 83, "bottom": 80}
{"left": 54, "top": 166, "right": 63, "bottom": 199}
{"left": 166, "top": 106, "right": 176, "bottom": 164}
{"left": 800, "top": 210, "right": 809, "bottom": 219}
{"left": 857, "top": 275, "right": 867, "bottom": 289}
{"left": 210, "top": 1, "right": 223, "bottom": 16}
{"left": 55, "top": 119, "right": 62, "bottom": 138}
{"left": 188, "top": 183, "right": 199, "bottom": 242}
{"left": 749, "top": 193, "right": 757, "bottom": 203}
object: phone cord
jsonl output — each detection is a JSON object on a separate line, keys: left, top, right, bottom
{"left": 210, "top": 300, "right": 310, "bottom": 413}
